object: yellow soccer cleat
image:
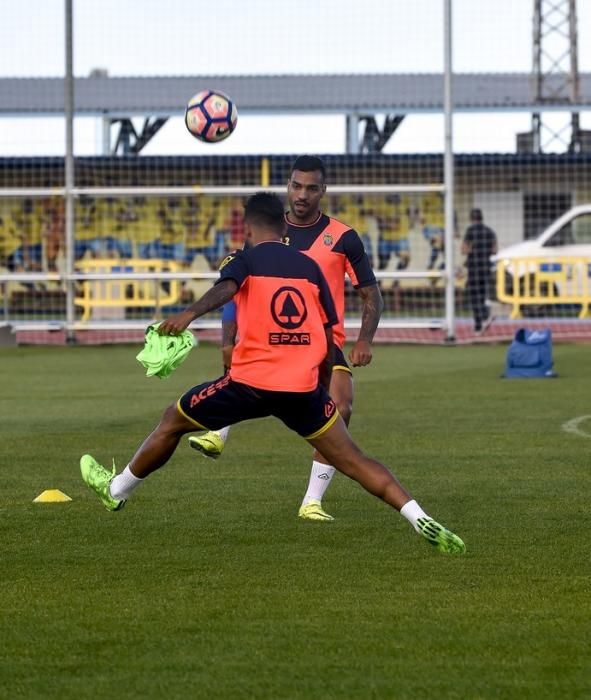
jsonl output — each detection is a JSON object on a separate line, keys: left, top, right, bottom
{"left": 298, "top": 499, "right": 334, "bottom": 522}
{"left": 188, "top": 431, "right": 225, "bottom": 460}
{"left": 80, "top": 454, "right": 126, "bottom": 512}
{"left": 417, "top": 517, "right": 466, "bottom": 554}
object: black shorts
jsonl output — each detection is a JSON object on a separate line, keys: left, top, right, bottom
{"left": 177, "top": 375, "right": 340, "bottom": 439}
{"left": 333, "top": 346, "right": 352, "bottom": 374}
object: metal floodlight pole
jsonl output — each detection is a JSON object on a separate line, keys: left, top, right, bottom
{"left": 64, "top": 0, "right": 75, "bottom": 342}
{"left": 443, "top": 0, "right": 455, "bottom": 342}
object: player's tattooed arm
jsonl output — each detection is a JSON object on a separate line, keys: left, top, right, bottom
{"left": 221, "top": 319, "right": 238, "bottom": 370}
{"left": 349, "top": 283, "right": 384, "bottom": 367}
{"left": 158, "top": 279, "right": 239, "bottom": 335}
{"left": 222, "top": 319, "right": 238, "bottom": 348}
{"left": 357, "top": 283, "right": 384, "bottom": 343}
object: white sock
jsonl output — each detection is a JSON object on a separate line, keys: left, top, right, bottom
{"left": 109, "top": 464, "right": 143, "bottom": 500}
{"left": 217, "top": 426, "right": 231, "bottom": 442}
{"left": 301, "top": 461, "right": 336, "bottom": 506}
{"left": 400, "top": 499, "right": 430, "bottom": 533}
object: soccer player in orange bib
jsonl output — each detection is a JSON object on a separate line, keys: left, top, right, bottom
{"left": 80, "top": 192, "right": 465, "bottom": 555}
{"left": 190, "top": 156, "right": 384, "bottom": 522}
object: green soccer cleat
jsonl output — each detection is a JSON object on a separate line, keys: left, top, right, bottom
{"left": 417, "top": 517, "right": 466, "bottom": 554}
{"left": 188, "top": 431, "right": 225, "bottom": 459}
{"left": 298, "top": 499, "right": 334, "bottom": 522}
{"left": 80, "top": 454, "right": 126, "bottom": 512}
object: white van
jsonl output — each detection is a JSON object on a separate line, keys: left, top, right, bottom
{"left": 493, "top": 204, "right": 591, "bottom": 263}
{"left": 492, "top": 205, "right": 591, "bottom": 317}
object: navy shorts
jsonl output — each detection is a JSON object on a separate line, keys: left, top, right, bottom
{"left": 177, "top": 375, "right": 340, "bottom": 439}
{"left": 334, "top": 346, "right": 352, "bottom": 374}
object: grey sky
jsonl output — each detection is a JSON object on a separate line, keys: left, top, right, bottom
{"left": 1, "top": 0, "right": 590, "bottom": 155}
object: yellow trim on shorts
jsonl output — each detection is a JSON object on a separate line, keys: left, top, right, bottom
{"left": 333, "top": 364, "right": 352, "bottom": 375}
{"left": 176, "top": 399, "right": 207, "bottom": 430}
{"left": 304, "top": 407, "right": 341, "bottom": 440}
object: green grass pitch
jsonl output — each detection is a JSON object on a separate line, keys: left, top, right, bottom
{"left": 1, "top": 342, "right": 590, "bottom": 699}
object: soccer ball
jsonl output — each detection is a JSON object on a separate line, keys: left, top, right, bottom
{"left": 185, "top": 90, "right": 238, "bottom": 143}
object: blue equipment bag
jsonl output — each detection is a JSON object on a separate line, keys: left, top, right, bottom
{"left": 504, "top": 328, "right": 557, "bottom": 378}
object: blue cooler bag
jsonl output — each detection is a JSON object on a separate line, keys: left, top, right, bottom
{"left": 504, "top": 328, "right": 557, "bottom": 378}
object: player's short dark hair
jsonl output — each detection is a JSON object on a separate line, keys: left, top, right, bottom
{"left": 290, "top": 155, "right": 326, "bottom": 182}
{"left": 244, "top": 192, "right": 285, "bottom": 234}
{"left": 470, "top": 208, "right": 483, "bottom": 222}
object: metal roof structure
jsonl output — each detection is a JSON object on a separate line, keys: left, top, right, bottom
{"left": 2, "top": 73, "right": 591, "bottom": 117}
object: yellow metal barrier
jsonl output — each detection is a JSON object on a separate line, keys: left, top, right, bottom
{"left": 496, "top": 256, "right": 591, "bottom": 319}
{"left": 75, "top": 258, "right": 182, "bottom": 322}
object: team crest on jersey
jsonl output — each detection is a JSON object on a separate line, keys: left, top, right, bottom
{"left": 218, "top": 254, "right": 235, "bottom": 271}
{"left": 323, "top": 233, "right": 333, "bottom": 246}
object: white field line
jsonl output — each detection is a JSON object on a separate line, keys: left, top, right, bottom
{"left": 561, "top": 415, "right": 591, "bottom": 439}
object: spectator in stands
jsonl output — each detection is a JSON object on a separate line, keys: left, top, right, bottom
{"left": 41, "top": 196, "right": 64, "bottom": 272}
{"left": 184, "top": 197, "right": 229, "bottom": 269}
{"left": 341, "top": 194, "right": 373, "bottom": 263}
{"left": 114, "top": 197, "right": 140, "bottom": 259}
{"left": 155, "top": 198, "right": 185, "bottom": 263}
{"left": 74, "top": 196, "right": 100, "bottom": 260}
{"left": 135, "top": 196, "right": 161, "bottom": 259}
{"left": 462, "top": 208, "right": 498, "bottom": 333}
{"left": 0, "top": 201, "right": 22, "bottom": 273}
{"left": 373, "top": 194, "right": 411, "bottom": 273}
{"left": 420, "top": 192, "right": 445, "bottom": 270}
{"left": 96, "top": 197, "right": 120, "bottom": 258}
{"left": 227, "top": 197, "right": 245, "bottom": 250}
{"left": 208, "top": 197, "right": 231, "bottom": 268}
{"left": 325, "top": 194, "right": 344, "bottom": 220}
{"left": 183, "top": 197, "right": 214, "bottom": 267}
{"left": 13, "top": 199, "right": 44, "bottom": 272}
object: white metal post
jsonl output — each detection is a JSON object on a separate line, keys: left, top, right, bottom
{"left": 346, "top": 114, "right": 360, "bottom": 154}
{"left": 64, "top": 0, "right": 75, "bottom": 341}
{"left": 443, "top": 0, "right": 455, "bottom": 342}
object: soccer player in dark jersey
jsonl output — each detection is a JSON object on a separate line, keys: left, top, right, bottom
{"left": 190, "top": 156, "right": 384, "bottom": 522}
{"left": 80, "top": 192, "right": 465, "bottom": 555}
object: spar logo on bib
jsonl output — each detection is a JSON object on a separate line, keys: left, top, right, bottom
{"left": 270, "top": 286, "right": 307, "bottom": 329}
{"left": 269, "top": 286, "right": 310, "bottom": 345}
